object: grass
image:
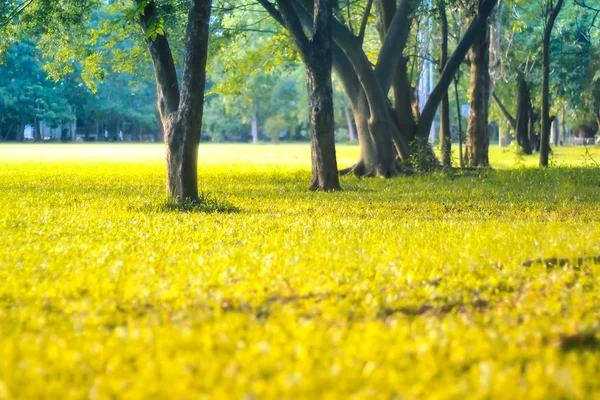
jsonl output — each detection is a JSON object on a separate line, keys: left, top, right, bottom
{"left": 0, "top": 143, "right": 599, "bottom": 399}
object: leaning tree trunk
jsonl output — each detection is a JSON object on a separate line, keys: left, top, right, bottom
{"left": 138, "top": 0, "right": 211, "bottom": 202}
{"left": 540, "top": 0, "right": 564, "bottom": 167}
{"left": 465, "top": 2, "right": 491, "bottom": 167}
{"left": 516, "top": 76, "right": 532, "bottom": 154}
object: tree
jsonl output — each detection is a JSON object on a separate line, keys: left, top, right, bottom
{"left": 135, "top": 0, "right": 212, "bottom": 201}
{"left": 259, "top": 0, "right": 497, "bottom": 177}
{"left": 258, "top": 0, "right": 340, "bottom": 190}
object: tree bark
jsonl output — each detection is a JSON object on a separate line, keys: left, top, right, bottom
{"left": 437, "top": 0, "right": 451, "bottom": 166}
{"left": 465, "top": 0, "right": 492, "bottom": 167}
{"left": 138, "top": 0, "right": 211, "bottom": 201}
{"left": 516, "top": 76, "right": 532, "bottom": 154}
{"left": 540, "top": 0, "right": 564, "bottom": 167}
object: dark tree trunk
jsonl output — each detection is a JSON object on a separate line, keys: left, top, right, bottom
{"left": 465, "top": 1, "right": 491, "bottom": 167}
{"left": 516, "top": 76, "right": 532, "bottom": 154}
{"left": 540, "top": 0, "right": 564, "bottom": 167}
{"left": 138, "top": 0, "right": 211, "bottom": 201}
{"left": 273, "top": 0, "right": 340, "bottom": 190}
{"left": 438, "top": 0, "right": 451, "bottom": 166}
{"left": 306, "top": 64, "right": 340, "bottom": 190}
{"left": 454, "top": 76, "right": 464, "bottom": 168}
{"left": 34, "top": 116, "right": 42, "bottom": 142}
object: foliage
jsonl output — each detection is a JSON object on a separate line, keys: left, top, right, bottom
{"left": 1, "top": 144, "right": 600, "bottom": 398}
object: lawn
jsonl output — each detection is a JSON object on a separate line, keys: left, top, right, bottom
{"left": 1, "top": 143, "right": 599, "bottom": 399}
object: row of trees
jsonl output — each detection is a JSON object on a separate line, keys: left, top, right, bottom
{"left": 2, "top": 0, "right": 599, "bottom": 199}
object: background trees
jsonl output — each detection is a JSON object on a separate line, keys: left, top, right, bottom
{"left": 0, "top": 0, "right": 599, "bottom": 186}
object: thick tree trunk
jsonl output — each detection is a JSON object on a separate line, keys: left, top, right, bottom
{"left": 540, "top": 0, "right": 564, "bottom": 167}
{"left": 465, "top": 4, "right": 491, "bottom": 167}
{"left": 164, "top": 117, "right": 199, "bottom": 200}
{"left": 438, "top": 0, "right": 451, "bottom": 166}
{"left": 516, "top": 77, "right": 532, "bottom": 154}
{"left": 306, "top": 64, "right": 340, "bottom": 190}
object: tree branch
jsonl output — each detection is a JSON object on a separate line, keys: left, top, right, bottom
{"left": 358, "top": 0, "right": 374, "bottom": 44}
{"left": 136, "top": 0, "right": 180, "bottom": 117}
{"left": 492, "top": 91, "right": 516, "bottom": 129}
{"left": 276, "top": 0, "right": 312, "bottom": 55}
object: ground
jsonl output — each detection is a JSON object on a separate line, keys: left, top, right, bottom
{"left": 0, "top": 143, "right": 599, "bottom": 399}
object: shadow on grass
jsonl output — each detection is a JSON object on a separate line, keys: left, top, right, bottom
{"left": 560, "top": 332, "right": 600, "bottom": 352}
{"left": 128, "top": 193, "right": 240, "bottom": 214}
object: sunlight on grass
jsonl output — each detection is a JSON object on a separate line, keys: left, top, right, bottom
{"left": 0, "top": 143, "right": 599, "bottom": 399}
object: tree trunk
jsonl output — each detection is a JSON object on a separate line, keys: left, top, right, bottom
{"left": 138, "top": 0, "right": 211, "bottom": 201}
{"left": 516, "top": 76, "right": 532, "bottom": 154}
{"left": 438, "top": 0, "right": 451, "bottom": 166}
{"left": 465, "top": 2, "right": 491, "bottom": 167}
{"left": 551, "top": 116, "right": 560, "bottom": 146}
{"left": 34, "top": 116, "right": 42, "bottom": 142}
{"left": 540, "top": 0, "right": 564, "bottom": 167}
{"left": 343, "top": 97, "right": 357, "bottom": 142}
{"left": 251, "top": 102, "right": 259, "bottom": 143}
{"left": 454, "top": 76, "right": 464, "bottom": 167}
{"left": 306, "top": 63, "right": 340, "bottom": 190}
{"left": 274, "top": 0, "right": 341, "bottom": 190}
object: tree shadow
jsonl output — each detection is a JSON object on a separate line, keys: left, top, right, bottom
{"left": 128, "top": 193, "right": 241, "bottom": 214}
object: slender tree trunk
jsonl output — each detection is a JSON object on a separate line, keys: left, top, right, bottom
{"left": 343, "top": 97, "right": 357, "bottom": 142}
{"left": 251, "top": 103, "right": 259, "bottom": 143}
{"left": 18, "top": 114, "right": 24, "bottom": 142}
{"left": 438, "top": 0, "right": 451, "bottom": 166}
{"left": 516, "top": 76, "right": 532, "bottom": 154}
{"left": 540, "top": 0, "right": 564, "bottom": 167}
{"left": 34, "top": 116, "right": 42, "bottom": 142}
{"left": 465, "top": 2, "right": 491, "bottom": 167}
{"left": 454, "top": 76, "right": 464, "bottom": 168}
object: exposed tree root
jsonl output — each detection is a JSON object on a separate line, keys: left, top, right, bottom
{"left": 339, "top": 159, "right": 403, "bottom": 178}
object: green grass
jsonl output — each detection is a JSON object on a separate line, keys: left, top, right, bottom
{"left": 1, "top": 143, "right": 599, "bottom": 399}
